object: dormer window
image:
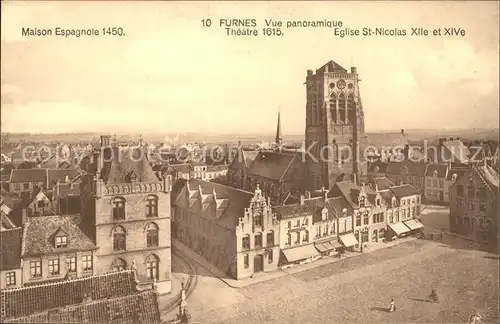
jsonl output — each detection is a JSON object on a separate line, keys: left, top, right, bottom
{"left": 433, "top": 170, "right": 438, "bottom": 177}
{"left": 359, "top": 195, "right": 365, "bottom": 208}
{"left": 376, "top": 198, "right": 381, "bottom": 207}
{"left": 55, "top": 235, "right": 68, "bottom": 248}
{"left": 321, "top": 209, "right": 328, "bottom": 221}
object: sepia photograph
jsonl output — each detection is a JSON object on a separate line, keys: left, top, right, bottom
{"left": 0, "top": 1, "right": 499, "bottom": 323}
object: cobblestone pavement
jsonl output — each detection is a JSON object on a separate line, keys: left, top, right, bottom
{"left": 185, "top": 239, "right": 499, "bottom": 324}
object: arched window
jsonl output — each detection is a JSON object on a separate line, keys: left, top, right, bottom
{"left": 146, "top": 223, "right": 159, "bottom": 247}
{"left": 356, "top": 214, "right": 361, "bottom": 226}
{"left": 242, "top": 234, "right": 250, "bottom": 250}
{"left": 112, "top": 226, "right": 126, "bottom": 251}
{"left": 145, "top": 254, "right": 159, "bottom": 280}
{"left": 338, "top": 93, "right": 346, "bottom": 124}
{"left": 347, "top": 93, "right": 356, "bottom": 125}
{"left": 329, "top": 93, "right": 337, "bottom": 123}
{"left": 146, "top": 195, "right": 158, "bottom": 217}
{"left": 112, "top": 197, "right": 125, "bottom": 220}
{"left": 111, "top": 258, "right": 127, "bottom": 272}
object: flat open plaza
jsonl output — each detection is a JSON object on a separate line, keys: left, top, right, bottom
{"left": 165, "top": 227, "right": 499, "bottom": 323}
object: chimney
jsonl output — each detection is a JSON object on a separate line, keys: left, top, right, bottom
{"left": 305, "top": 190, "right": 311, "bottom": 199}
{"left": 300, "top": 195, "right": 305, "bottom": 206}
{"left": 324, "top": 190, "right": 328, "bottom": 201}
{"left": 307, "top": 70, "right": 313, "bottom": 76}
{"left": 351, "top": 67, "right": 357, "bottom": 74}
{"left": 375, "top": 183, "right": 379, "bottom": 192}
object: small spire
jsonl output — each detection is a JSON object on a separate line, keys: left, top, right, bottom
{"left": 275, "top": 111, "right": 283, "bottom": 152}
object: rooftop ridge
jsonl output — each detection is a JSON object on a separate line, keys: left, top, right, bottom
{"left": 0, "top": 269, "right": 135, "bottom": 292}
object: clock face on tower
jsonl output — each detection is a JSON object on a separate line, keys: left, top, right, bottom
{"left": 337, "top": 80, "right": 346, "bottom": 90}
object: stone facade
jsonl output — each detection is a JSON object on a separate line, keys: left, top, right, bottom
{"left": 304, "top": 61, "right": 367, "bottom": 190}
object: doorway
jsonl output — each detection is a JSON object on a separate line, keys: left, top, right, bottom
{"left": 253, "top": 254, "right": 264, "bottom": 273}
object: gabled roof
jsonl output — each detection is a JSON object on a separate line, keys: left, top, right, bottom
{"left": 100, "top": 147, "right": 159, "bottom": 184}
{"left": 47, "top": 169, "right": 81, "bottom": 188}
{"left": 378, "top": 189, "right": 396, "bottom": 207}
{"left": 22, "top": 215, "right": 97, "bottom": 257}
{"left": 248, "top": 151, "right": 298, "bottom": 181}
{"left": 317, "top": 60, "right": 347, "bottom": 73}
{"left": 372, "top": 177, "right": 395, "bottom": 191}
{"left": 172, "top": 178, "right": 253, "bottom": 230}
{"left": 425, "top": 163, "right": 448, "bottom": 178}
{"left": 368, "top": 161, "right": 389, "bottom": 173}
{"left": 1, "top": 211, "right": 16, "bottom": 230}
{"left": 272, "top": 204, "right": 314, "bottom": 220}
{"left": 9, "top": 169, "right": 46, "bottom": 183}
{"left": 229, "top": 148, "right": 259, "bottom": 171}
{"left": 0, "top": 227, "right": 22, "bottom": 271}
{"left": 325, "top": 196, "right": 353, "bottom": 216}
{"left": 389, "top": 184, "right": 420, "bottom": 199}
{"left": 386, "top": 161, "right": 427, "bottom": 177}
{"left": 1, "top": 270, "right": 140, "bottom": 321}
{"left": 327, "top": 180, "right": 363, "bottom": 208}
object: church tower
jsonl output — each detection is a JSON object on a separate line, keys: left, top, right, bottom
{"left": 305, "top": 60, "right": 367, "bottom": 190}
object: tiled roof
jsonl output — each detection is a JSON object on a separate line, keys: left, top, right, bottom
{"left": 47, "top": 169, "right": 81, "bottom": 188}
{"left": 389, "top": 184, "right": 420, "bottom": 199}
{"left": 22, "top": 215, "right": 97, "bottom": 257}
{"left": 101, "top": 147, "right": 159, "bottom": 184}
{"left": 386, "top": 161, "right": 426, "bottom": 177}
{"left": 272, "top": 204, "right": 314, "bottom": 220}
{"left": 372, "top": 177, "right": 395, "bottom": 191}
{"left": 317, "top": 60, "right": 347, "bottom": 73}
{"left": 172, "top": 178, "right": 253, "bottom": 230}
{"left": 0, "top": 190, "right": 21, "bottom": 209}
{"left": 248, "top": 151, "right": 298, "bottom": 181}
{"left": 9, "top": 169, "right": 46, "bottom": 183}
{"left": 228, "top": 148, "right": 259, "bottom": 171}
{"left": 325, "top": 196, "right": 353, "bottom": 216}
{"left": 327, "top": 180, "right": 361, "bottom": 208}
{"left": 368, "top": 161, "right": 389, "bottom": 173}
{"left": 1, "top": 270, "right": 139, "bottom": 320}
{"left": 378, "top": 189, "right": 395, "bottom": 207}
{"left": 3, "top": 289, "right": 161, "bottom": 324}
{"left": 425, "top": 163, "right": 448, "bottom": 177}
{"left": 1, "top": 212, "right": 16, "bottom": 230}
{"left": 0, "top": 227, "right": 22, "bottom": 271}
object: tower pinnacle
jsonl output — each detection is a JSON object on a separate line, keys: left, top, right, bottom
{"left": 275, "top": 111, "right": 283, "bottom": 151}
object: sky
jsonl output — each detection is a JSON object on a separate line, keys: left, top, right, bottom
{"left": 1, "top": 1, "right": 499, "bottom": 135}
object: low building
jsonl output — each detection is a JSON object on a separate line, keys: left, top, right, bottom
{"left": 0, "top": 270, "right": 161, "bottom": 323}
{"left": 0, "top": 227, "right": 22, "bottom": 289}
{"left": 172, "top": 179, "right": 280, "bottom": 279}
{"left": 424, "top": 163, "right": 449, "bottom": 204}
{"left": 274, "top": 200, "right": 318, "bottom": 267}
{"left": 449, "top": 162, "right": 499, "bottom": 250}
{"left": 385, "top": 161, "right": 427, "bottom": 194}
{"left": 21, "top": 214, "right": 98, "bottom": 284}
{"left": 205, "top": 164, "right": 228, "bottom": 181}
{"left": 386, "top": 184, "right": 423, "bottom": 239}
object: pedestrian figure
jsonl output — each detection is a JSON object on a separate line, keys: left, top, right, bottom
{"left": 389, "top": 299, "right": 396, "bottom": 312}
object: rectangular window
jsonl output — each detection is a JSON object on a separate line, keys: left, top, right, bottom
{"left": 67, "top": 256, "right": 77, "bottom": 272}
{"left": 416, "top": 206, "right": 420, "bottom": 216}
{"left": 38, "top": 200, "right": 45, "bottom": 208}
{"left": 23, "top": 183, "right": 29, "bottom": 190}
{"left": 427, "top": 179, "right": 431, "bottom": 186}
{"left": 255, "top": 234, "right": 262, "bottom": 248}
{"left": 288, "top": 221, "right": 291, "bottom": 228}
{"left": 363, "top": 213, "right": 369, "bottom": 225}
{"left": 49, "top": 259, "right": 60, "bottom": 275}
{"left": 14, "top": 183, "right": 20, "bottom": 191}
{"left": 468, "top": 201, "right": 475, "bottom": 211}
{"left": 439, "top": 180, "right": 444, "bottom": 188}
{"left": 323, "top": 224, "right": 329, "bottom": 236}
{"left": 5, "top": 271, "right": 16, "bottom": 286}
{"left": 433, "top": 180, "right": 437, "bottom": 188}
{"left": 316, "top": 225, "right": 321, "bottom": 238}
{"left": 30, "top": 260, "right": 42, "bottom": 278}
{"left": 82, "top": 255, "right": 93, "bottom": 271}
{"left": 266, "top": 232, "right": 274, "bottom": 246}
{"left": 467, "top": 186, "right": 475, "bottom": 198}
{"left": 457, "top": 185, "right": 464, "bottom": 197}
{"left": 55, "top": 236, "right": 67, "bottom": 248}
{"left": 411, "top": 207, "right": 415, "bottom": 217}
{"left": 244, "top": 254, "right": 249, "bottom": 268}
{"left": 296, "top": 220, "right": 300, "bottom": 227}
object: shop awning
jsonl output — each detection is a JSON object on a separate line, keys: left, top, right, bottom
{"left": 404, "top": 219, "right": 424, "bottom": 231}
{"left": 389, "top": 222, "right": 411, "bottom": 236}
{"left": 314, "top": 240, "right": 342, "bottom": 253}
{"left": 339, "top": 233, "right": 359, "bottom": 248}
{"left": 282, "top": 244, "right": 319, "bottom": 263}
